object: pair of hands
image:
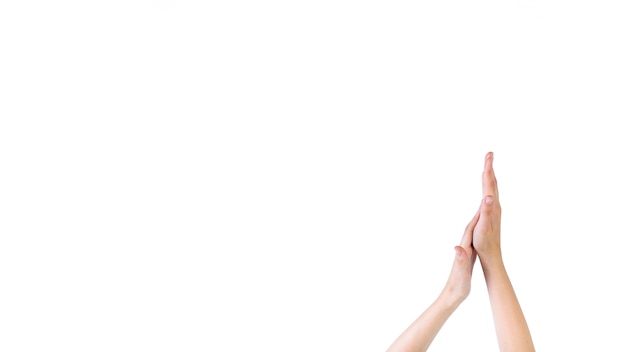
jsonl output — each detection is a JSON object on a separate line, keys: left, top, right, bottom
{"left": 444, "top": 152, "right": 502, "bottom": 302}
{"left": 387, "top": 152, "right": 534, "bottom": 352}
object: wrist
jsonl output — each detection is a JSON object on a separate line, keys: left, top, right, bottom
{"left": 478, "top": 249, "right": 503, "bottom": 269}
{"left": 439, "top": 286, "right": 466, "bottom": 308}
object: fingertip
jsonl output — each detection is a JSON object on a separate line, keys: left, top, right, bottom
{"left": 483, "top": 152, "right": 494, "bottom": 172}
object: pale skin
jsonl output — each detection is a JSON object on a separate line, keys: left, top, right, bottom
{"left": 386, "top": 152, "right": 535, "bottom": 352}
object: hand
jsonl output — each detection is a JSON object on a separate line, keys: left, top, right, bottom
{"left": 386, "top": 209, "right": 480, "bottom": 352}
{"left": 442, "top": 207, "right": 479, "bottom": 303}
{"left": 473, "top": 152, "right": 503, "bottom": 263}
{"left": 471, "top": 153, "right": 535, "bottom": 351}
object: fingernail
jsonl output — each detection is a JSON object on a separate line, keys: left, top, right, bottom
{"left": 485, "top": 196, "right": 494, "bottom": 205}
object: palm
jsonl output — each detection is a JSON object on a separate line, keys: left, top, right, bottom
{"left": 445, "top": 209, "right": 479, "bottom": 301}
{"left": 473, "top": 152, "right": 502, "bottom": 258}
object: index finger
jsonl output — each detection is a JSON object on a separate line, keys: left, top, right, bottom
{"left": 482, "top": 151, "right": 499, "bottom": 200}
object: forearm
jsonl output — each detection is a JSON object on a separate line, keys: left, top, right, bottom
{"left": 481, "top": 256, "right": 535, "bottom": 352}
{"left": 386, "top": 292, "right": 462, "bottom": 352}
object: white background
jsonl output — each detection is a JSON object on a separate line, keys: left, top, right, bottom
{"left": 1, "top": 1, "right": 625, "bottom": 351}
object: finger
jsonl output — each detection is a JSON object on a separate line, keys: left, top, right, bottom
{"left": 454, "top": 246, "right": 475, "bottom": 271}
{"left": 454, "top": 246, "right": 468, "bottom": 262}
{"left": 470, "top": 248, "right": 477, "bottom": 265}
{"left": 460, "top": 206, "right": 480, "bottom": 248}
{"left": 482, "top": 151, "right": 499, "bottom": 200}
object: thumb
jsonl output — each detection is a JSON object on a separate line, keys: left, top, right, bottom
{"left": 454, "top": 246, "right": 468, "bottom": 262}
{"left": 481, "top": 195, "right": 495, "bottom": 216}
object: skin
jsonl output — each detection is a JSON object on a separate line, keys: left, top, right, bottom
{"left": 474, "top": 152, "right": 535, "bottom": 352}
{"left": 386, "top": 207, "right": 480, "bottom": 352}
{"left": 386, "top": 152, "right": 535, "bottom": 352}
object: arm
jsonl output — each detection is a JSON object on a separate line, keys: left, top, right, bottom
{"left": 387, "top": 210, "right": 480, "bottom": 352}
{"left": 481, "top": 254, "right": 534, "bottom": 352}
{"left": 386, "top": 288, "right": 462, "bottom": 352}
{"left": 473, "top": 152, "right": 535, "bottom": 352}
